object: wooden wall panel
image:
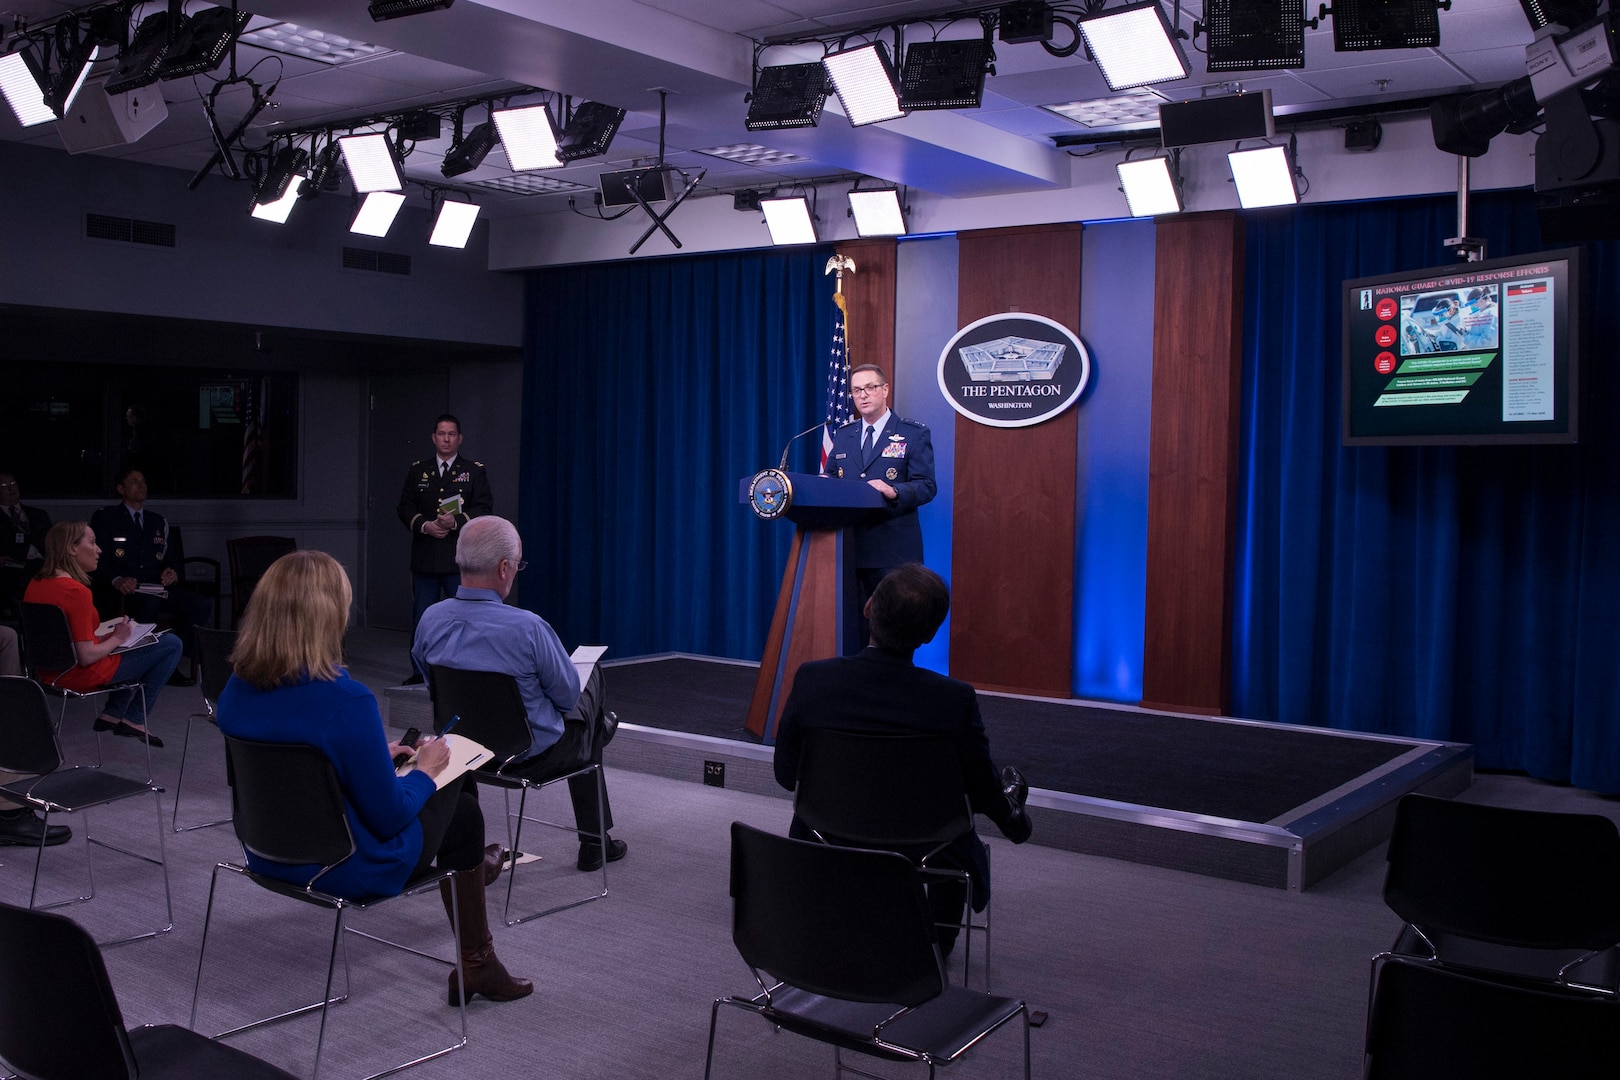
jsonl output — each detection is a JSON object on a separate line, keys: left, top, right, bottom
{"left": 950, "top": 224, "right": 1080, "bottom": 696}
{"left": 835, "top": 238, "right": 897, "bottom": 396}
{"left": 1140, "top": 213, "right": 1245, "bottom": 714}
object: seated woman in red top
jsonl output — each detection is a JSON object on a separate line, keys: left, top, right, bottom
{"left": 25, "top": 522, "right": 182, "bottom": 747}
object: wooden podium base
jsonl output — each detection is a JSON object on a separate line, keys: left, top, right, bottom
{"left": 744, "top": 527, "right": 852, "bottom": 742}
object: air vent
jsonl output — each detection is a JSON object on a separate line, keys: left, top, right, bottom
{"left": 342, "top": 246, "right": 412, "bottom": 276}
{"left": 85, "top": 212, "right": 177, "bottom": 248}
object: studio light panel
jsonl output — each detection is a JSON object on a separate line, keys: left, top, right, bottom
{"left": 762, "top": 196, "right": 818, "bottom": 244}
{"left": 823, "top": 43, "right": 905, "bottom": 126}
{"left": 1079, "top": 2, "right": 1191, "bottom": 90}
{"left": 0, "top": 51, "right": 54, "bottom": 127}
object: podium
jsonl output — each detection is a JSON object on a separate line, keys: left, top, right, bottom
{"left": 739, "top": 471, "right": 885, "bottom": 743}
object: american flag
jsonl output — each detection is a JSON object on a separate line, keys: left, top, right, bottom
{"left": 821, "top": 289, "right": 851, "bottom": 472}
{"left": 241, "top": 380, "right": 262, "bottom": 494}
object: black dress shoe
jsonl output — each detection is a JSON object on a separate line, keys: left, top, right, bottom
{"left": 167, "top": 671, "right": 196, "bottom": 687}
{"left": 97, "top": 719, "right": 164, "bottom": 748}
{"left": 0, "top": 809, "right": 72, "bottom": 847}
{"left": 403, "top": 672, "right": 425, "bottom": 686}
{"left": 577, "top": 837, "right": 627, "bottom": 872}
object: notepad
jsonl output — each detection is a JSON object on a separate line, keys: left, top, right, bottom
{"left": 395, "top": 733, "right": 493, "bottom": 790}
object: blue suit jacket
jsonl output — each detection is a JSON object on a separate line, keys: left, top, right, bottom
{"left": 825, "top": 414, "right": 936, "bottom": 569}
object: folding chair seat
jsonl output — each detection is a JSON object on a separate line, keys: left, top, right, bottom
{"left": 20, "top": 602, "right": 155, "bottom": 781}
{"left": 1365, "top": 955, "right": 1620, "bottom": 1080}
{"left": 190, "top": 736, "right": 467, "bottom": 1080}
{"left": 1374, "top": 793, "right": 1620, "bottom": 997}
{"left": 170, "top": 626, "right": 237, "bottom": 832}
{"left": 705, "top": 822, "right": 1030, "bottom": 1080}
{"left": 0, "top": 901, "right": 299, "bottom": 1080}
{"left": 0, "top": 676, "right": 172, "bottom": 947}
{"left": 794, "top": 728, "right": 992, "bottom": 988}
{"left": 428, "top": 665, "right": 609, "bottom": 926}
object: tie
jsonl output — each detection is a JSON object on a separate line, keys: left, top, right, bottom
{"left": 440, "top": 461, "right": 448, "bottom": 479}
{"left": 862, "top": 426, "right": 874, "bottom": 465}
{"left": 134, "top": 511, "right": 143, "bottom": 532}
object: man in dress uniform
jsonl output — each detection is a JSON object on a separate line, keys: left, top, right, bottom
{"left": 397, "top": 414, "right": 493, "bottom": 683}
{"left": 824, "top": 364, "right": 937, "bottom": 652}
{"left": 89, "top": 467, "right": 212, "bottom": 684}
{"left": 0, "top": 471, "right": 52, "bottom": 616}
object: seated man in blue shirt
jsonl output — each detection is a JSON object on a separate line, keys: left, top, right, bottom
{"left": 413, "top": 516, "right": 626, "bottom": 872}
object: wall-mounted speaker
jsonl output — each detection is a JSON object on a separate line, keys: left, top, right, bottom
{"left": 58, "top": 78, "right": 170, "bottom": 154}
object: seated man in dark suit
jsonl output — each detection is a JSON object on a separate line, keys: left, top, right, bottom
{"left": 0, "top": 471, "right": 51, "bottom": 616}
{"left": 88, "top": 468, "right": 211, "bottom": 684}
{"left": 773, "top": 562, "right": 1032, "bottom": 951}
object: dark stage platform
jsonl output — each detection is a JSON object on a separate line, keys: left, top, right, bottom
{"left": 591, "top": 655, "right": 1474, "bottom": 890}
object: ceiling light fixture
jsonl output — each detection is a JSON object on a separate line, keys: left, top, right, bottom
{"left": 492, "top": 103, "right": 561, "bottom": 170}
{"left": 898, "top": 36, "right": 996, "bottom": 110}
{"left": 1201, "top": 0, "right": 1306, "bottom": 71}
{"left": 300, "top": 139, "right": 346, "bottom": 198}
{"left": 160, "top": 6, "right": 251, "bottom": 81}
{"left": 745, "top": 62, "right": 829, "bottom": 130}
{"left": 1078, "top": 1, "right": 1191, "bottom": 91}
{"left": 823, "top": 41, "right": 906, "bottom": 126}
{"left": 441, "top": 116, "right": 498, "bottom": 178}
{"left": 430, "top": 198, "right": 481, "bottom": 248}
{"left": 848, "top": 185, "right": 907, "bottom": 236}
{"left": 254, "top": 144, "right": 310, "bottom": 206}
{"left": 1228, "top": 144, "right": 1298, "bottom": 207}
{"left": 251, "top": 165, "right": 307, "bottom": 223}
{"left": 1117, "top": 155, "right": 1183, "bottom": 216}
{"left": 1329, "top": 0, "right": 1444, "bottom": 51}
{"left": 0, "top": 50, "right": 54, "bottom": 127}
{"left": 369, "top": 0, "right": 455, "bottom": 21}
{"left": 762, "top": 194, "right": 818, "bottom": 245}
{"left": 104, "top": 8, "right": 179, "bottom": 95}
{"left": 339, "top": 132, "right": 403, "bottom": 191}
{"left": 557, "top": 101, "right": 626, "bottom": 161}
{"left": 350, "top": 190, "right": 406, "bottom": 237}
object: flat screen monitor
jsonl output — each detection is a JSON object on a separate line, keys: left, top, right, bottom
{"left": 1342, "top": 248, "right": 1582, "bottom": 445}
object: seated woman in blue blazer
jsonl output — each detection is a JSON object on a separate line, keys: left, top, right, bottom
{"left": 217, "top": 549, "right": 529, "bottom": 1005}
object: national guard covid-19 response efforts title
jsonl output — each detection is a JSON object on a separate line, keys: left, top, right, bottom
{"left": 935, "top": 313, "right": 1091, "bottom": 428}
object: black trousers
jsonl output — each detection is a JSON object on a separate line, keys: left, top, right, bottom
{"left": 412, "top": 776, "right": 486, "bottom": 877}
{"left": 505, "top": 667, "right": 615, "bottom": 840}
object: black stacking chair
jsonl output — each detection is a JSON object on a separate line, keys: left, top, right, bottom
{"left": 705, "top": 822, "right": 1030, "bottom": 1080}
{"left": 170, "top": 627, "right": 237, "bottom": 832}
{"left": 1365, "top": 955, "right": 1620, "bottom": 1079}
{"left": 793, "top": 729, "right": 991, "bottom": 987}
{"left": 169, "top": 524, "right": 222, "bottom": 629}
{"left": 1375, "top": 793, "right": 1620, "bottom": 996}
{"left": 190, "top": 737, "right": 467, "bottom": 1080}
{"left": 428, "top": 665, "right": 609, "bottom": 925}
{"left": 0, "top": 901, "right": 300, "bottom": 1080}
{"left": 225, "top": 536, "right": 296, "bottom": 627}
{"left": 0, "top": 676, "right": 172, "bottom": 947}
{"left": 20, "top": 601, "right": 155, "bottom": 781}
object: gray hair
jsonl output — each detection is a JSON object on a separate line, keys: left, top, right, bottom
{"left": 456, "top": 516, "right": 520, "bottom": 575}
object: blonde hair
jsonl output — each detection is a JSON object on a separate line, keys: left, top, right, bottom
{"left": 231, "top": 550, "right": 352, "bottom": 688}
{"left": 38, "top": 521, "right": 93, "bottom": 586}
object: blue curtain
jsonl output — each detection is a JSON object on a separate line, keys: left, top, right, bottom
{"left": 1232, "top": 190, "right": 1620, "bottom": 792}
{"left": 516, "top": 246, "right": 834, "bottom": 660}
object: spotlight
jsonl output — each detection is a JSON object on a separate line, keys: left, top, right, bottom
{"left": 430, "top": 200, "right": 481, "bottom": 248}
{"left": 1227, "top": 145, "right": 1297, "bottom": 207}
{"left": 1203, "top": 0, "right": 1306, "bottom": 71}
{"left": 1330, "top": 0, "right": 1442, "bottom": 51}
{"left": 823, "top": 42, "right": 905, "bottom": 126}
{"left": 160, "top": 6, "right": 250, "bottom": 81}
{"left": 745, "top": 63, "right": 829, "bottom": 130}
{"left": 300, "top": 140, "right": 346, "bottom": 197}
{"left": 1519, "top": 0, "right": 1599, "bottom": 32}
{"left": 492, "top": 104, "right": 561, "bottom": 170}
{"left": 104, "top": 9, "right": 179, "bottom": 95}
{"left": 1429, "top": 78, "right": 1539, "bottom": 157}
{"left": 762, "top": 194, "right": 818, "bottom": 245}
{"left": 252, "top": 169, "right": 308, "bottom": 224}
{"left": 898, "top": 37, "right": 995, "bottom": 110}
{"left": 441, "top": 120, "right": 497, "bottom": 177}
{"left": 0, "top": 50, "right": 53, "bottom": 127}
{"left": 369, "top": 0, "right": 455, "bottom": 20}
{"left": 734, "top": 189, "right": 764, "bottom": 212}
{"left": 557, "top": 101, "right": 626, "bottom": 161}
{"left": 254, "top": 145, "right": 310, "bottom": 205}
{"left": 848, "top": 186, "right": 907, "bottom": 236}
{"left": 1117, "top": 156, "right": 1183, "bottom": 216}
{"left": 350, "top": 190, "right": 405, "bottom": 237}
{"left": 1079, "top": 1, "right": 1191, "bottom": 91}
{"left": 339, "top": 132, "right": 403, "bottom": 192}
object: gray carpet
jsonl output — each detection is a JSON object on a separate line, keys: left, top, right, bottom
{"left": 4, "top": 635, "right": 1616, "bottom": 1079}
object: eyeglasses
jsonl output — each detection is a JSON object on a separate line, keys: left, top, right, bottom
{"left": 506, "top": 559, "right": 528, "bottom": 572}
{"left": 851, "top": 384, "right": 886, "bottom": 397}
{"left": 0, "top": 482, "right": 16, "bottom": 490}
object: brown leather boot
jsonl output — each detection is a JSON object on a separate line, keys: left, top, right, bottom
{"left": 439, "top": 867, "right": 533, "bottom": 1005}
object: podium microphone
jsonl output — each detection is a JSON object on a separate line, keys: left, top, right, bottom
{"left": 778, "top": 422, "right": 828, "bottom": 471}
